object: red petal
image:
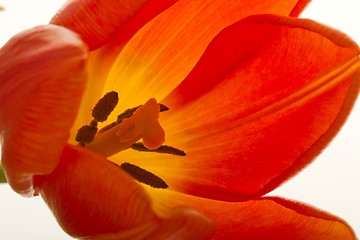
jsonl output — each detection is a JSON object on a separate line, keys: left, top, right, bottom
{"left": 146, "top": 187, "right": 357, "bottom": 240}
{"left": 58, "top": 0, "right": 308, "bottom": 136}
{"left": 0, "top": 25, "right": 88, "bottom": 196}
{"left": 145, "top": 15, "right": 359, "bottom": 200}
{"left": 94, "top": 0, "right": 308, "bottom": 128}
{"left": 35, "top": 145, "right": 214, "bottom": 239}
{"left": 148, "top": 206, "right": 215, "bottom": 240}
{"left": 51, "top": 0, "right": 178, "bottom": 50}
{"left": 70, "top": 0, "right": 307, "bottom": 134}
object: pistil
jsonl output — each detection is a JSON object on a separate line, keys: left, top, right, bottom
{"left": 86, "top": 98, "right": 165, "bottom": 157}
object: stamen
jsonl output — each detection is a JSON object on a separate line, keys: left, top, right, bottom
{"left": 117, "top": 105, "right": 140, "bottom": 124}
{"left": 92, "top": 91, "right": 119, "bottom": 122}
{"left": 76, "top": 92, "right": 118, "bottom": 146}
{"left": 117, "top": 103, "right": 169, "bottom": 124}
{"left": 76, "top": 93, "right": 176, "bottom": 189}
{"left": 75, "top": 120, "right": 98, "bottom": 146}
{"left": 159, "top": 103, "right": 169, "bottom": 112}
{"left": 120, "top": 162, "right": 168, "bottom": 189}
{"left": 131, "top": 142, "right": 186, "bottom": 156}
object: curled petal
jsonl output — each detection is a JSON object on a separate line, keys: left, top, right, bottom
{"left": 146, "top": 187, "right": 357, "bottom": 240}
{"left": 34, "top": 145, "right": 158, "bottom": 238}
{"left": 0, "top": 25, "right": 88, "bottom": 196}
{"left": 113, "top": 15, "right": 360, "bottom": 201}
{"left": 51, "top": 0, "right": 179, "bottom": 50}
{"left": 148, "top": 206, "right": 215, "bottom": 240}
{"left": 34, "top": 145, "right": 214, "bottom": 239}
{"left": 289, "top": 0, "right": 312, "bottom": 17}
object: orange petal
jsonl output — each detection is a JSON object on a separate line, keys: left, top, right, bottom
{"left": 111, "top": 15, "right": 360, "bottom": 201}
{"left": 0, "top": 25, "right": 88, "bottom": 197}
{"left": 98, "top": 0, "right": 303, "bottom": 115}
{"left": 51, "top": 0, "right": 179, "bottom": 50}
{"left": 289, "top": 0, "right": 312, "bottom": 17}
{"left": 34, "top": 145, "right": 214, "bottom": 239}
{"left": 71, "top": 0, "right": 307, "bottom": 138}
{"left": 146, "top": 187, "right": 357, "bottom": 240}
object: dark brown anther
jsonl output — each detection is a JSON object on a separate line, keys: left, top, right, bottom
{"left": 116, "top": 106, "right": 140, "bottom": 124}
{"left": 75, "top": 123, "right": 98, "bottom": 146}
{"left": 159, "top": 103, "right": 169, "bottom": 112}
{"left": 92, "top": 91, "right": 119, "bottom": 122}
{"left": 117, "top": 103, "right": 169, "bottom": 124}
{"left": 131, "top": 142, "right": 186, "bottom": 156}
{"left": 89, "top": 119, "right": 98, "bottom": 128}
{"left": 120, "top": 162, "right": 168, "bottom": 189}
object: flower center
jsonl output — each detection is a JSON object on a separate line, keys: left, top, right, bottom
{"left": 75, "top": 91, "right": 185, "bottom": 188}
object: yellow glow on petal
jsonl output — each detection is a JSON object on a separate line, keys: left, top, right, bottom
{"left": 104, "top": 57, "right": 170, "bottom": 118}
{"left": 99, "top": 0, "right": 299, "bottom": 123}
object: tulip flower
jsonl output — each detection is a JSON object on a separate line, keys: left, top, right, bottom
{"left": 0, "top": 0, "right": 359, "bottom": 239}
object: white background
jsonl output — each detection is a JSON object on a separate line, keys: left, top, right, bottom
{"left": 0, "top": 0, "right": 359, "bottom": 239}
